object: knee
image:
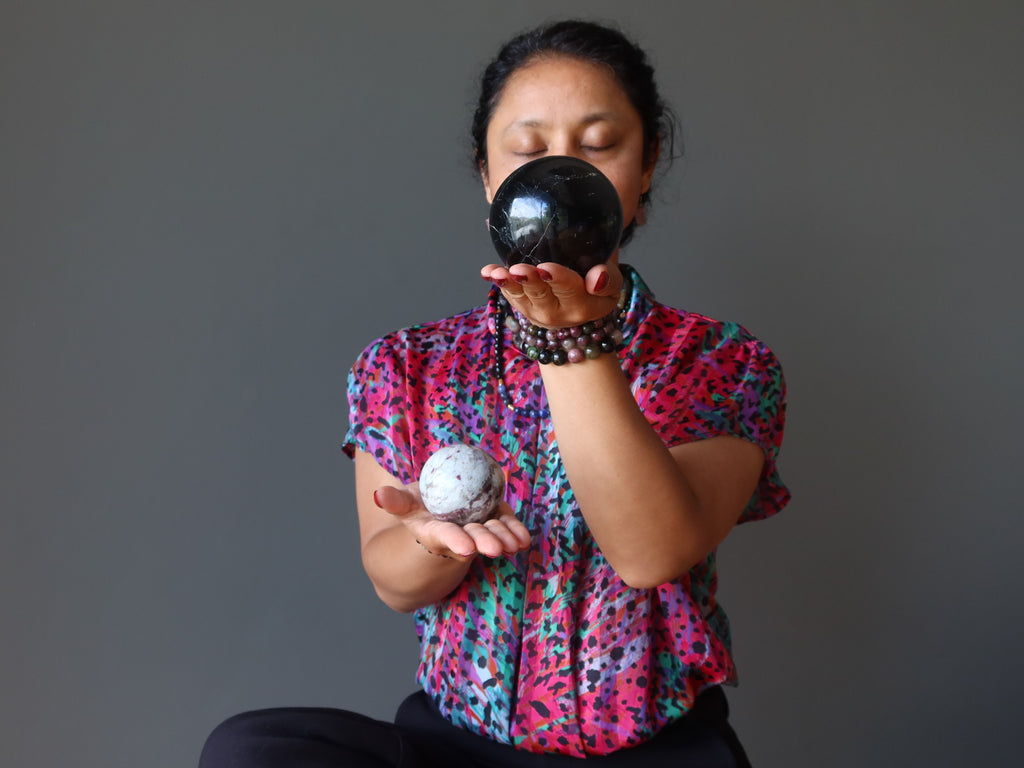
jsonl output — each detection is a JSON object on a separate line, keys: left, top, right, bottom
{"left": 197, "top": 709, "right": 280, "bottom": 768}
{"left": 198, "top": 706, "right": 403, "bottom": 767}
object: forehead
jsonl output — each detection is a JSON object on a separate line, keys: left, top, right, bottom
{"left": 489, "top": 55, "right": 635, "bottom": 128}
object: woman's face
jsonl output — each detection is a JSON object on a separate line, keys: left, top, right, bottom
{"left": 481, "top": 55, "right": 657, "bottom": 233}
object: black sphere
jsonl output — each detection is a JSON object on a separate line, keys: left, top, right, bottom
{"left": 488, "top": 156, "right": 623, "bottom": 276}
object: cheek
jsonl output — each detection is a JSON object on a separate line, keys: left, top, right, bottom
{"left": 610, "top": 175, "right": 644, "bottom": 224}
{"left": 484, "top": 158, "right": 534, "bottom": 203}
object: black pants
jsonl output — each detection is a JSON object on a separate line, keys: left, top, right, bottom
{"left": 198, "top": 687, "right": 752, "bottom": 767}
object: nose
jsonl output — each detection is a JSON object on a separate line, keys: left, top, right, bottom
{"left": 546, "top": 136, "right": 584, "bottom": 160}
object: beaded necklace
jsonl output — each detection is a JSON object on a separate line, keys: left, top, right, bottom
{"left": 491, "top": 292, "right": 550, "bottom": 418}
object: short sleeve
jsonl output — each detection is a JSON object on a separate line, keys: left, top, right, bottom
{"left": 341, "top": 335, "right": 415, "bottom": 484}
{"left": 697, "top": 333, "right": 790, "bottom": 523}
{"left": 637, "top": 318, "right": 790, "bottom": 524}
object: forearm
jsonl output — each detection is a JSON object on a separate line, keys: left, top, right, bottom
{"left": 361, "top": 524, "right": 472, "bottom": 613}
{"left": 354, "top": 450, "right": 531, "bottom": 613}
{"left": 541, "top": 355, "right": 714, "bottom": 587}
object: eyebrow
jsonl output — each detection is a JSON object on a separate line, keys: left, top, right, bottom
{"left": 503, "top": 112, "right": 618, "bottom": 133}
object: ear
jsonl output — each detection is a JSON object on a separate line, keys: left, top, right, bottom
{"left": 640, "top": 137, "right": 661, "bottom": 194}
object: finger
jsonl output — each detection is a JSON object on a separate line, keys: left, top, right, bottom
{"left": 373, "top": 484, "right": 420, "bottom": 517}
{"left": 484, "top": 265, "right": 528, "bottom": 301}
{"left": 539, "top": 263, "right": 589, "bottom": 306}
{"left": 418, "top": 518, "right": 477, "bottom": 559}
{"left": 507, "top": 265, "right": 555, "bottom": 300}
{"left": 480, "top": 263, "right": 503, "bottom": 280}
{"left": 491, "top": 502, "right": 531, "bottom": 545}
{"left": 585, "top": 263, "right": 623, "bottom": 297}
{"left": 461, "top": 522, "right": 508, "bottom": 558}
{"left": 481, "top": 263, "right": 513, "bottom": 288}
{"left": 435, "top": 526, "right": 478, "bottom": 559}
{"left": 529, "top": 263, "right": 622, "bottom": 324}
{"left": 535, "top": 262, "right": 582, "bottom": 289}
{"left": 481, "top": 518, "right": 527, "bottom": 554}
{"left": 505, "top": 268, "right": 563, "bottom": 320}
{"left": 495, "top": 511, "right": 533, "bottom": 549}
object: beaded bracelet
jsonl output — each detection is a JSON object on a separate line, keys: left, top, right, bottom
{"left": 503, "top": 288, "right": 628, "bottom": 365}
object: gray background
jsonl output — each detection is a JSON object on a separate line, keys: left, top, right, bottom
{"left": 2, "top": 1, "right": 1022, "bottom": 766}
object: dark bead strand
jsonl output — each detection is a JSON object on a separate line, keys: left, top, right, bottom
{"left": 492, "top": 294, "right": 550, "bottom": 419}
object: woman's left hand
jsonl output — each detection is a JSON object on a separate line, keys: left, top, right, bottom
{"left": 372, "top": 483, "right": 531, "bottom": 560}
{"left": 481, "top": 260, "right": 622, "bottom": 328}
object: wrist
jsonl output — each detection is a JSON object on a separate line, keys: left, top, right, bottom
{"left": 501, "top": 287, "right": 628, "bottom": 365}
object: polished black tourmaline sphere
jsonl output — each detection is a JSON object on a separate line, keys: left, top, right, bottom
{"left": 488, "top": 156, "right": 623, "bottom": 276}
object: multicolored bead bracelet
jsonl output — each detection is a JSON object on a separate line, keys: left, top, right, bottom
{"left": 502, "top": 285, "right": 628, "bottom": 365}
{"left": 490, "top": 275, "right": 630, "bottom": 417}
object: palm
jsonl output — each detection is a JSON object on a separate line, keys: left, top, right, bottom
{"left": 375, "top": 485, "right": 530, "bottom": 560}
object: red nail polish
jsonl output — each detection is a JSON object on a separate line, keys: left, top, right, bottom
{"left": 594, "top": 272, "right": 609, "bottom": 291}
{"left": 494, "top": 278, "right": 508, "bottom": 287}
{"left": 372, "top": 490, "right": 383, "bottom": 508}
{"left": 537, "top": 268, "right": 553, "bottom": 281}
{"left": 511, "top": 274, "right": 528, "bottom": 284}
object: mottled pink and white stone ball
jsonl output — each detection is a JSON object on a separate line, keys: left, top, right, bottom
{"left": 418, "top": 443, "right": 505, "bottom": 525}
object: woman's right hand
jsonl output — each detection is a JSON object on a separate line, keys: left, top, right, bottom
{"left": 372, "top": 483, "right": 531, "bottom": 561}
{"left": 480, "top": 259, "right": 623, "bottom": 329}
{"left": 354, "top": 450, "right": 530, "bottom": 612}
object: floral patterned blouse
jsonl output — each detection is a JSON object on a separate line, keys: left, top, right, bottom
{"left": 343, "top": 267, "right": 789, "bottom": 757}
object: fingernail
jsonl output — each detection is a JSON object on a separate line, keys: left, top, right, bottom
{"left": 537, "top": 268, "right": 553, "bottom": 281}
{"left": 511, "top": 274, "right": 528, "bottom": 284}
{"left": 594, "top": 272, "right": 609, "bottom": 291}
{"left": 372, "top": 490, "right": 383, "bottom": 508}
{"left": 493, "top": 278, "right": 508, "bottom": 287}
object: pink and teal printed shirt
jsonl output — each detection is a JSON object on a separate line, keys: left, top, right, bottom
{"left": 344, "top": 267, "right": 789, "bottom": 756}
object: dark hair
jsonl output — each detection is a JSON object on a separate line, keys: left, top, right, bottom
{"left": 471, "top": 20, "right": 679, "bottom": 245}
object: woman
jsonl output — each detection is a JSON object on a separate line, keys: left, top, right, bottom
{"left": 200, "top": 19, "right": 788, "bottom": 767}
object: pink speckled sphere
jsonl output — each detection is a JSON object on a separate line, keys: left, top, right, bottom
{"left": 419, "top": 444, "right": 505, "bottom": 525}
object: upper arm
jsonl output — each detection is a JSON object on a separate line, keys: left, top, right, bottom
{"left": 669, "top": 435, "right": 765, "bottom": 552}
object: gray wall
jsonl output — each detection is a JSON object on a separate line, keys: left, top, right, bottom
{"left": 3, "top": 1, "right": 1021, "bottom": 766}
